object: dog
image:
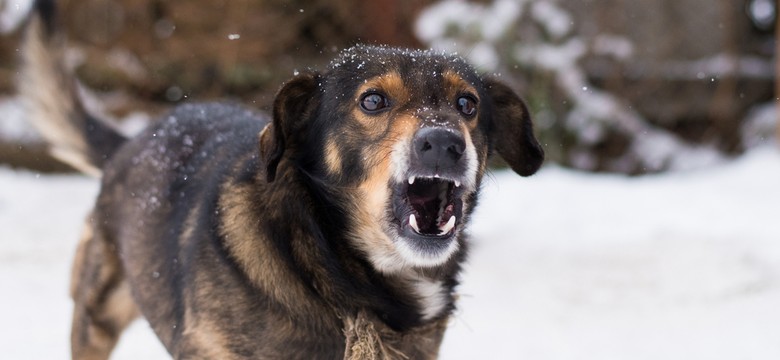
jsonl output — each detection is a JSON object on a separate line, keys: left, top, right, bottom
{"left": 20, "top": 1, "right": 543, "bottom": 359}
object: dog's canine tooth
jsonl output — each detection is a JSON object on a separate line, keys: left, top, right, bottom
{"left": 454, "top": 180, "right": 461, "bottom": 187}
{"left": 438, "top": 216, "right": 456, "bottom": 235}
{"left": 408, "top": 176, "right": 415, "bottom": 185}
{"left": 409, "top": 214, "right": 420, "bottom": 233}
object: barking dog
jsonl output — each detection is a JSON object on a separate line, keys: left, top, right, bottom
{"left": 21, "top": 2, "right": 543, "bottom": 359}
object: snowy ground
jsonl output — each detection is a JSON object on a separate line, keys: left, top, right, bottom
{"left": 1, "top": 145, "right": 779, "bottom": 359}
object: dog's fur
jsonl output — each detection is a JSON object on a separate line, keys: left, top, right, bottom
{"left": 21, "top": 2, "right": 543, "bottom": 359}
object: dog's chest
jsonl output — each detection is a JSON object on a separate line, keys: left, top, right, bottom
{"left": 412, "top": 277, "right": 448, "bottom": 321}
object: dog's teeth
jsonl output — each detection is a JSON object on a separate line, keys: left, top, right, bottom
{"left": 454, "top": 180, "right": 461, "bottom": 187}
{"left": 409, "top": 214, "right": 420, "bottom": 233}
{"left": 438, "top": 216, "right": 456, "bottom": 235}
{"left": 408, "top": 176, "right": 415, "bottom": 185}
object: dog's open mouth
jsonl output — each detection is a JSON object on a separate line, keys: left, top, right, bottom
{"left": 392, "top": 176, "right": 465, "bottom": 239}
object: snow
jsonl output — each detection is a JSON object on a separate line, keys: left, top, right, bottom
{"left": 0, "top": 168, "right": 169, "bottom": 359}
{"left": 0, "top": 0, "right": 33, "bottom": 33}
{"left": 748, "top": 0, "right": 776, "bottom": 29}
{"left": 743, "top": 102, "right": 778, "bottom": 148}
{"left": 2, "top": 144, "right": 779, "bottom": 359}
{"left": 530, "top": 1, "right": 571, "bottom": 39}
{"left": 415, "top": 0, "right": 523, "bottom": 70}
{"left": 0, "top": 96, "right": 40, "bottom": 143}
{"left": 415, "top": 0, "right": 523, "bottom": 43}
{"left": 661, "top": 55, "right": 775, "bottom": 80}
{"left": 592, "top": 34, "right": 634, "bottom": 60}
{"left": 442, "top": 146, "right": 780, "bottom": 359}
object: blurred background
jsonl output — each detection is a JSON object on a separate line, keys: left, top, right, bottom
{"left": 0, "top": 0, "right": 776, "bottom": 174}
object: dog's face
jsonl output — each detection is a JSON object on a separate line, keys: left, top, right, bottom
{"left": 261, "top": 46, "right": 543, "bottom": 273}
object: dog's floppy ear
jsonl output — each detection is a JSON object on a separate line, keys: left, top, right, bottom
{"left": 484, "top": 78, "right": 544, "bottom": 176}
{"left": 259, "top": 72, "right": 321, "bottom": 182}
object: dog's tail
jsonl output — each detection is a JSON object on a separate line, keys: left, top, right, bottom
{"left": 19, "top": 0, "right": 127, "bottom": 176}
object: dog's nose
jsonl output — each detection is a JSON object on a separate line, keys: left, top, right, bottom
{"left": 413, "top": 128, "right": 465, "bottom": 170}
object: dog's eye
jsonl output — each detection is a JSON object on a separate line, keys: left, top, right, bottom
{"left": 456, "top": 96, "right": 477, "bottom": 117}
{"left": 360, "top": 93, "right": 389, "bottom": 113}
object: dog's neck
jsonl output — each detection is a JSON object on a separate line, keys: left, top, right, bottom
{"left": 241, "top": 165, "right": 461, "bottom": 331}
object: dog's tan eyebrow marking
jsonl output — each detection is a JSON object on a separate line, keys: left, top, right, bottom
{"left": 443, "top": 70, "right": 479, "bottom": 100}
{"left": 355, "top": 71, "right": 410, "bottom": 105}
{"left": 324, "top": 136, "right": 342, "bottom": 175}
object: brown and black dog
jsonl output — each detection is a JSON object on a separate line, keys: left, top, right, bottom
{"left": 21, "top": 2, "right": 543, "bottom": 359}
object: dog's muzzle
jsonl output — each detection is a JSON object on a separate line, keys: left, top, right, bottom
{"left": 391, "top": 126, "right": 470, "bottom": 242}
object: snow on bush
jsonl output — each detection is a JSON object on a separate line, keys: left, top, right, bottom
{"left": 0, "top": 0, "right": 33, "bottom": 33}
{"left": 416, "top": 0, "right": 732, "bottom": 173}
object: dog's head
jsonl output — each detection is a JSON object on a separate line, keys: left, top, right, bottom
{"left": 260, "top": 46, "right": 543, "bottom": 273}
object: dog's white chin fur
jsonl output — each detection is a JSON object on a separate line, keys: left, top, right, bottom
{"left": 365, "top": 230, "right": 460, "bottom": 274}
{"left": 394, "top": 234, "right": 461, "bottom": 268}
